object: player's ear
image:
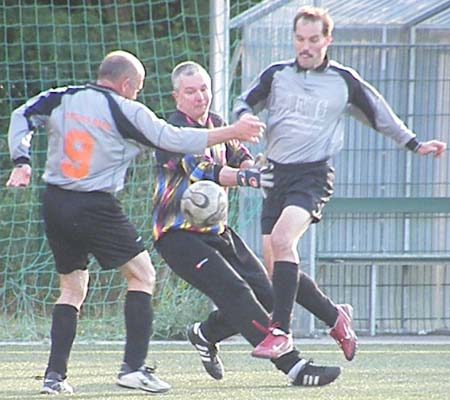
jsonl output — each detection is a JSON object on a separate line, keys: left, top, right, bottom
{"left": 124, "top": 77, "right": 133, "bottom": 91}
{"left": 116, "top": 76, "right": 130, "bottom": 97}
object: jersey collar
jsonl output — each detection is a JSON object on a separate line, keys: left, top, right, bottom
{"left": 176, "top": 110, "right": 213, "bottom": 128}
{"left": 87, "top": 82, "right": 121, "bottom": 96}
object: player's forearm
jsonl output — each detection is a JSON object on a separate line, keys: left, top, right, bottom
{"left": 206, "top": 126, "right": 238, "bottom": 147}
{"left": 8, "top": 110, "right": 34, "bottom": 162}
{"left": 206, "top": 117, "right": 264, "bottom": 146}
{"left": 218, "top": 166, "right": 240, "bottom": 187}
{"left": 239, "top": 159, "right": 255, "bottom": 169}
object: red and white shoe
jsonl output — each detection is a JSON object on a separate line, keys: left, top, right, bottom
{"left": 251, "top": 324, "right": 293, "bottom": 359}
{"left": 329, "top": 304, "right": 358, "bottom": 361}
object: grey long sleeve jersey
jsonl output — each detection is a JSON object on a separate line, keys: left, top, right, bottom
{"left": 8, "top": 83, "right": 209, "bottom": 192}
{"left": 233, "top": 57, "right": 420, "bottom": 164}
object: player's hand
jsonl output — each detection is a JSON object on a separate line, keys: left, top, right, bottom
{"left": 416, "top": 140, "right": 447, "bottom": 158}
{"left": 6, "top": 164, "right": 32, "bottom": 187}
{"left": 236, "top": 164, "right": 274, "bottom": 198}
{"left": 233, "top": 114, "right": 265, "bottom": 144}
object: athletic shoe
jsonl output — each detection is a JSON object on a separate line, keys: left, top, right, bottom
{"left": 40, "top": 371, "right": 74, "bottom": 394}
{"left": 329, "top": 304, "right": 358, "bottom": 361}
{"left": 290, "top": 359, "right": 341, "bottom": 387}
{"left": 251, "top": 324, "right": 293, "bottom": 359}
{"left": 187, "top": 323, "right": 224, "bottom": 380}
{"left": 116, "top": 363, "right": 171, "bottom": 393}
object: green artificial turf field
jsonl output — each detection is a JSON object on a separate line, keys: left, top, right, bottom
{"left": 1, "top": 341, "right": 449, "bottom": 399}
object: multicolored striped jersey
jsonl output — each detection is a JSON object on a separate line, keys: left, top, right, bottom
{"left": 152, "top": 110, "right": 253, "bottom": 241}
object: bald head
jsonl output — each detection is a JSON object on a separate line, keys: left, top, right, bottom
{"left": 97, "top": 50, "right": 145, "bottom": 99}
{"left": 98, "top": 50, "right": 145, "bottom": 81}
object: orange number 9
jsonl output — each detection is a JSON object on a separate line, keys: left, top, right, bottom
{"left": 61, "top": 130, "right": 94, "bottom": 179}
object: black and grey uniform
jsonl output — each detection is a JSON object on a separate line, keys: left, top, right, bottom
{"left": 8, "top": 83, "right": 212, "bottom": 273}
{"left": 233, "top": 57, "right": 421, "bottom": 232}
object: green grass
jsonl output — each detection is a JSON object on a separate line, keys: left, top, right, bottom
{"left": 1, "top": 342, "right": 449, "bottom": 399}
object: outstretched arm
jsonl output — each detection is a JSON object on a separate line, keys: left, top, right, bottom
{"left": 206, "top": 115, "right": 265, "bottom": 147}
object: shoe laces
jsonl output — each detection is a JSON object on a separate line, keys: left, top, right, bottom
{"left": 297, "top": 359, "right": 317, "bottom": 374}
{"left": 252, "top": 320, "right": 282, "bottom": 335}
{"left": 139, "top": 365, "right": 158, "bottom": 378}
{"left": 207, "top": 344, "right": 219, "bottom": 358}
{"left": 193, "top": 333, "right": 218, "bottom": 358}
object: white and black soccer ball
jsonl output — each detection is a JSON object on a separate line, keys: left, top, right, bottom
{"left": 180, "top": 180, "right": 228, "bottom": 228}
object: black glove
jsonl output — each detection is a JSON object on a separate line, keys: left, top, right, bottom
{"left": 236, "top": 164, "right": 274, "bottom": 196}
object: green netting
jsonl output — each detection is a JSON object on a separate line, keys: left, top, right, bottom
{"left": 0, "top": 0, "right": 262, "bottom": 341}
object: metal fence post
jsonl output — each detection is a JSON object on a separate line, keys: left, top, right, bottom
{"left": 370, "top": 264, "right": 377, "bottom": 336}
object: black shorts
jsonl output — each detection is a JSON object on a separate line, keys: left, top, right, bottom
{"left": 155, "top": 228, "right": 274, "bottom": 346}
{"left": 155, "top": 227, "right": 273, "bottom": 314}
{"left": 42, "top": 185, "right": 145, "bottom": 274}
{"left": 261, "top": 160, "right": 335, "bottom": 234}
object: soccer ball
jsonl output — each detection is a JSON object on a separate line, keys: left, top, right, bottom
{"left": 180, "top": 180, "right": 228, "bottom": 228}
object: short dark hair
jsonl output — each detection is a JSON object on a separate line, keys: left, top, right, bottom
{"left": 292, "top": 6, "right": 334, "bottom": 37}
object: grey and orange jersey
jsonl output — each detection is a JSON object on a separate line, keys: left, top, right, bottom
{"left": 8, "top": 83, "right": 209, "bottom": 192}
{"left": 233, "top": 57, "right": 420, "bottom": 164}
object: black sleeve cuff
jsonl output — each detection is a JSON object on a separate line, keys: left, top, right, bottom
{"left": 235, "top": 109, "right": 252, "bottom": 120}
{"left": 405, "top": 137, "right": 421, "bottom": 152}
{"left": 13, "top": 157, "right": 31, "bottom": 166}
{"left": 213, "top": 165, "right": 224, "bottom": 183}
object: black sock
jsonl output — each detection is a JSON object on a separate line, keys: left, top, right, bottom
{"left": 123, "top": 291, "right": 153, "bottom": 370}
{"left": 45, "top": 304, "right": 78, "bottom": 378}
{"left": 296, "top": 271, "right": 338, "bottom": 327}
{"left": 272, "top": 261, "right": 299, "bottom": 332}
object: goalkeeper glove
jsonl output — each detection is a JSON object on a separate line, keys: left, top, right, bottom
{"left": 236, "top": 164, "right": 274, "bottom": 197}
{"left": 253, "top": 152, "right": 268, "bottom": 168}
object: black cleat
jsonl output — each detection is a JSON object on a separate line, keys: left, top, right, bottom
{"left": 187, "top": 323, "right": 224, "bottom": 380}
{"left": 291, "top": 359, "right": 341, "bottom": 387}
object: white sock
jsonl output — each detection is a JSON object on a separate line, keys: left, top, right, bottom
{"left": 272, "top": 327, "right": 290, "bottom": 336}
{"left": 287, "top": 359, "right": 307, "bottom": 382}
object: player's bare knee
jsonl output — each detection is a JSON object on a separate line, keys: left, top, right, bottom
{"left": 134, "top": 264, "right": 155, "bottom": 288}
{"left": 270, "top": 230, "right": 295, "bottom": 257}
{"left": 121, "top": 251, "right": 155, "bottom": 294}
{"left": 57, "top": 270, "right": 89, "bottom": 308}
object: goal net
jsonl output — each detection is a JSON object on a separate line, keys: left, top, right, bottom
{"left": 0, "top": 0, "right": 262, "bottom": 341}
